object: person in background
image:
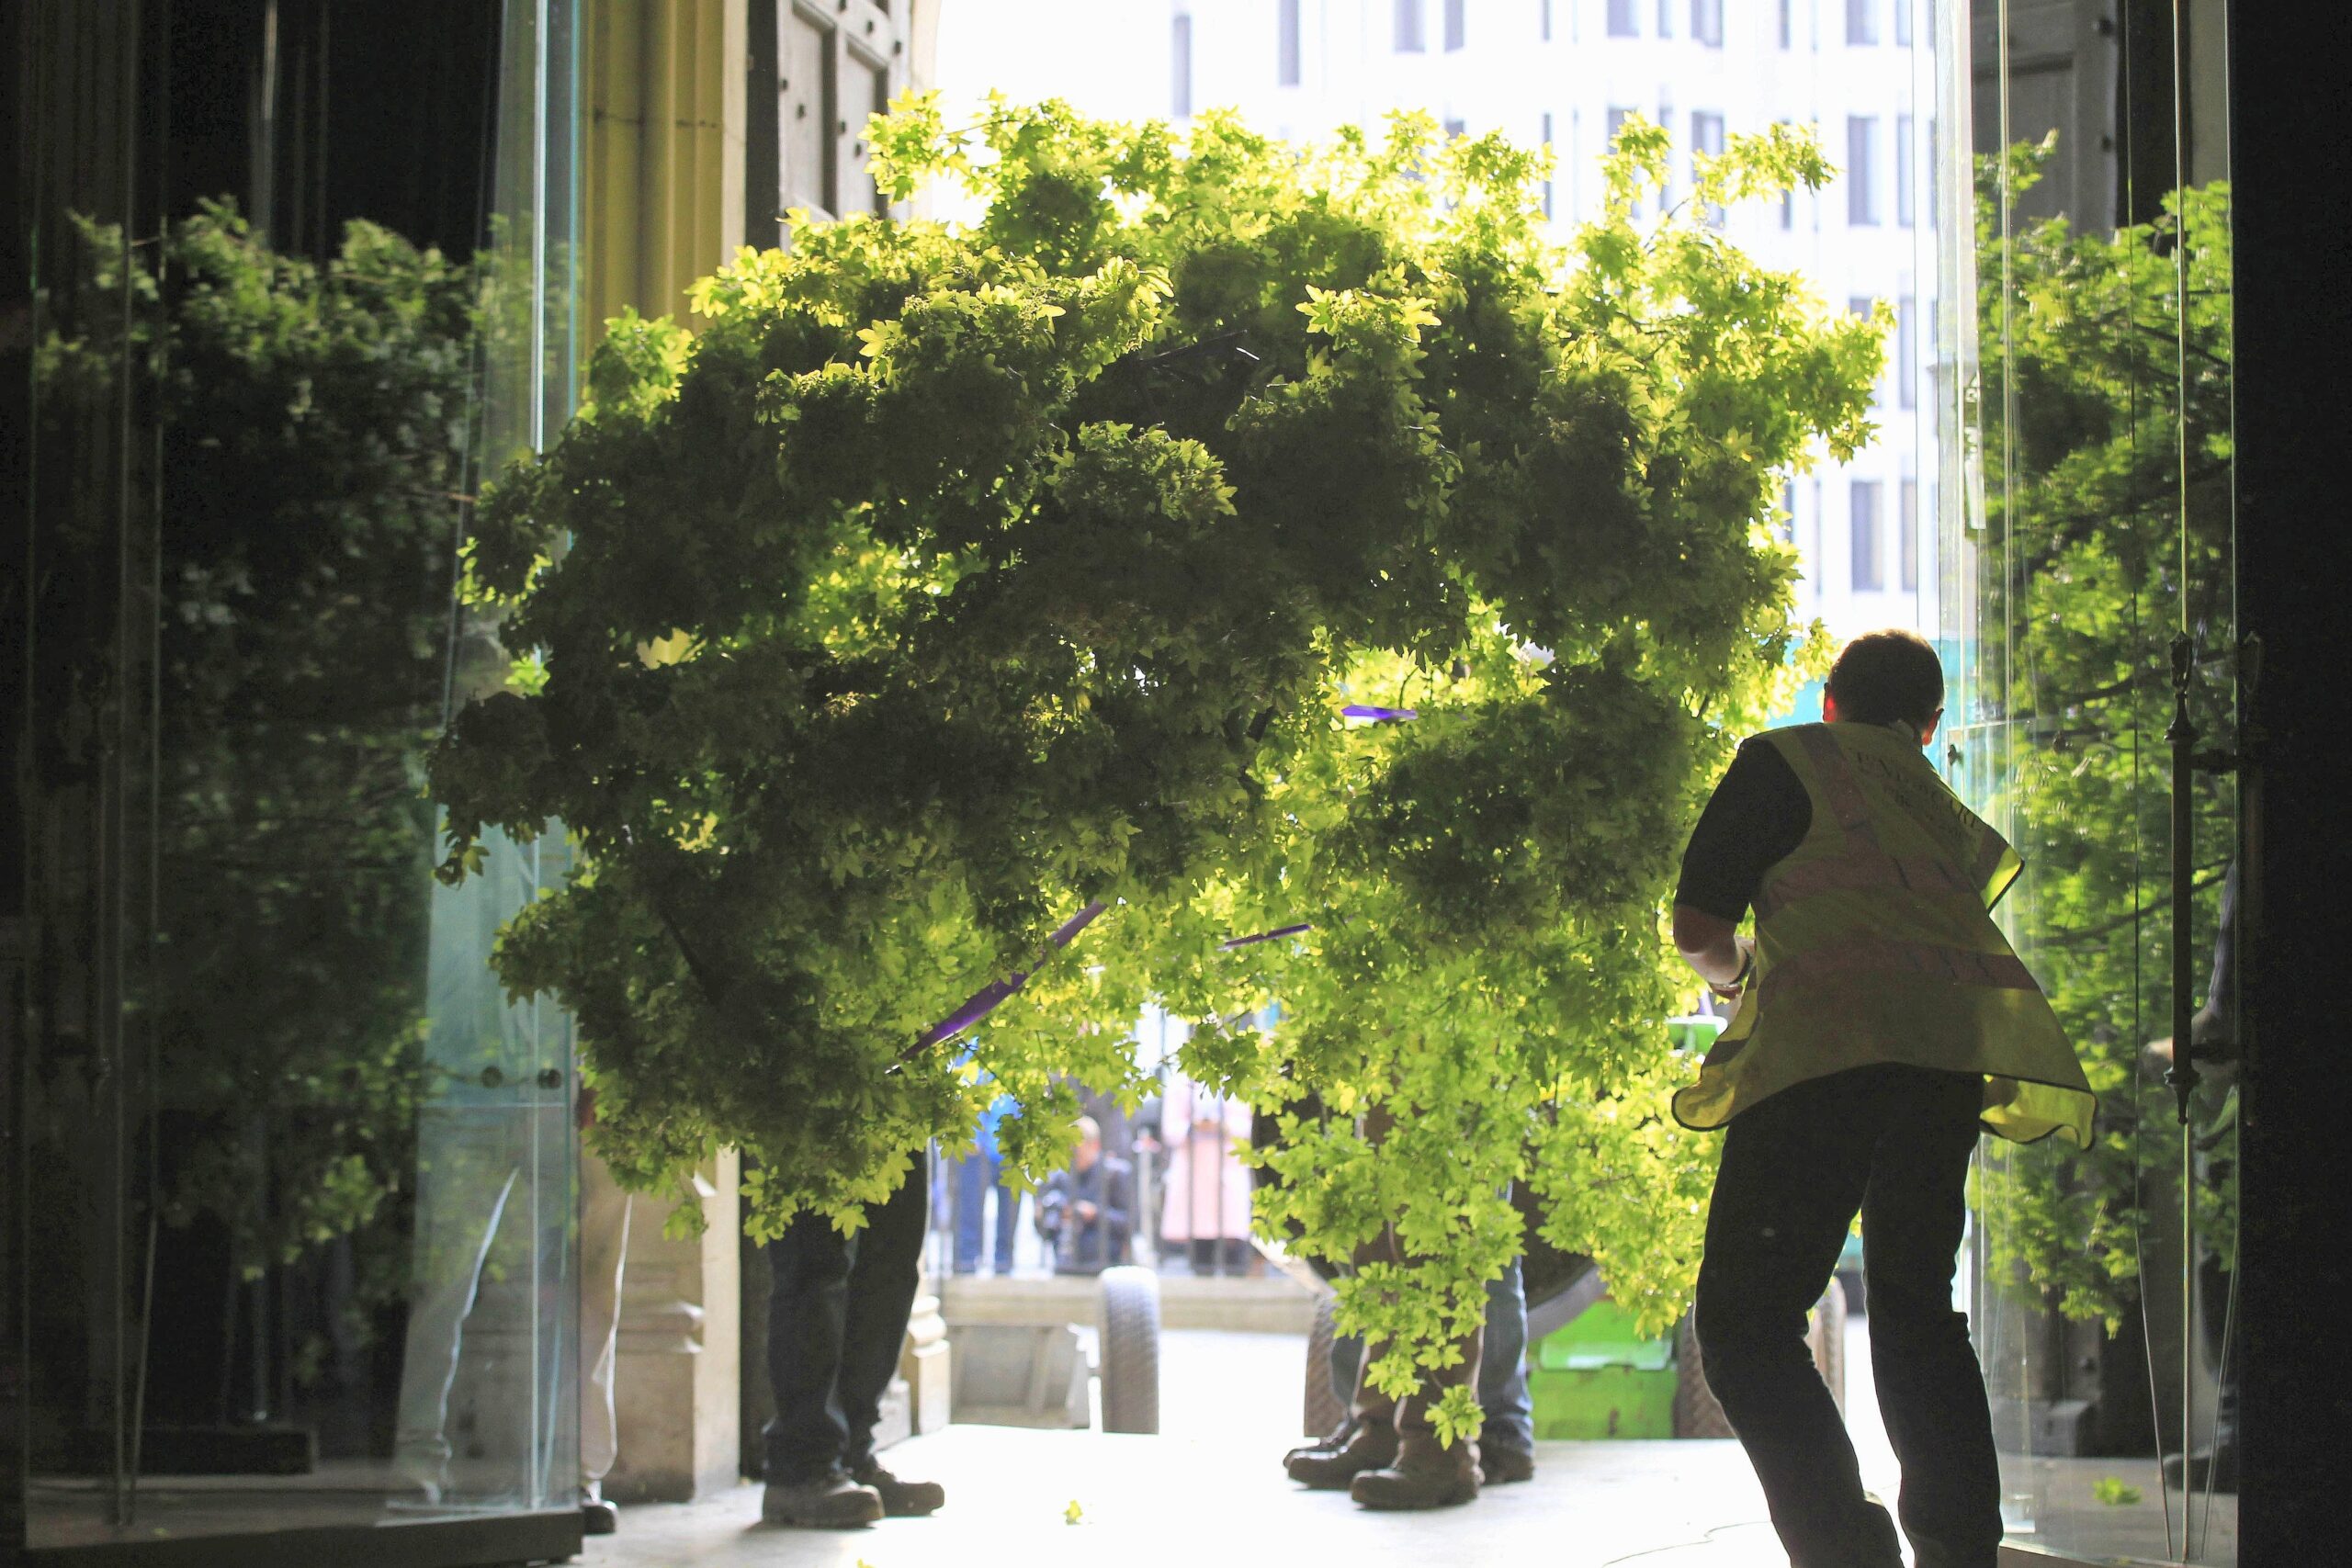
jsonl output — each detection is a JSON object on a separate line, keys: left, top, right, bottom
{"left": 948, "top": 1076, "right": 1022, "bottom": 1276}
{"left": 1159, "top": 1069, "right": 1253, "bottom": 1275}
{"left": 1670, "top": 629, "right": 2094, "bottom": 1568}
{"left": 1036, "top": 1115, "right": 1135, "bottom": 1275}
{"left": 576, "top": 1089, "right": 631, "bottom": 1535}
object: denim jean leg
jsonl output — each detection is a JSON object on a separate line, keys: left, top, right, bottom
{"left": 1478, "top": 1258, "right": 1535, "bottom": 1454}
{"left": 989, "top": 1159, "right": 1020, "bottom": 1274}
{"left": 951, "top": 1155, "right": 989, "bottom": 1274}
{"left": 1329, "top": 1330, "right": 1366, "bottom": 1420}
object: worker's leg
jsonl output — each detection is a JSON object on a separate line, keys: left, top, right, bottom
{"left": 1476, "top": 1258, "right": 1535, "bottom": 1476}
{"left": 835, "top": 1154, "right": 930, "bottom": 1477}
{"left": 761, "top": 1209, "right": 859, "bottom": 1483}
{"left": 1695, "top": 1068, "right": 1899, "bottom": 1568}
{"left": 1861, "top": 1067, "right": 2001, "bottom": 1568}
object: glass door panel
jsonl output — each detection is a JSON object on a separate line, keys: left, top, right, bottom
{"left": 1941, "top": 2, "right": 2238, "bottom": 1562}
{"left": 15, "top": 0, "right": 582, "bottom": 1553}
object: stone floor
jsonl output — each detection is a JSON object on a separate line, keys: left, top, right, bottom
{"left": 581, "top": 1319, "right": 2234, "bottom": 1568}
{"left": 583, "top": 1327, "right": 1791, "bottom": 1568}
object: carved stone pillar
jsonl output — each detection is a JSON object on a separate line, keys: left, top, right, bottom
{"left": 900, "top": 1288, "right": 951, "bottom": 1437}
{"left": 602, "top": 1150, "right": 741, "bottom": 1502}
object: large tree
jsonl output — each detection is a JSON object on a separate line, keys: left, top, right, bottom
{"left": 433, "top": 98, "right": 1876, "bottom": 1433}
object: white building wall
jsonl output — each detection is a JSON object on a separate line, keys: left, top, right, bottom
{"left": 933, "top": 0, "right": 1948, "bottom": 641}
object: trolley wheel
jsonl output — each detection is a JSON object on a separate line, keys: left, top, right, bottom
{"left": 1807, "top": 1277, "right": 1849, "bottom": 1418}
{"left": 1672, "top": 1314, "right": 1736, "bottom": 1438}
{"left": 1673, "top": 1279, "right": 1847, "bottom": 1438}
{"left": 1303, "top": 1292, "right": 1346, "bottom": 1439}
{"left": 1098, "top": 1265, "right": 1162, "bottom": 1435}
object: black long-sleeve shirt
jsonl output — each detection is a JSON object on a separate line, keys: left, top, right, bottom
{"left": 1676, "top": 736, "right": 1814, "bottom": 923}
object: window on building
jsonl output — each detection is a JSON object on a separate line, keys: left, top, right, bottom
{"left": 1444, "top": 116, "right": 1467, "bottom": 139}
{"left": 1894, "top": 0, "right": 1913, "bottom": 47}
{"left": 1692, "top": 111, "right": 1725, "bottom": 222}
{"left": 1396, "top": 0, "right": 1427, "bottom": 51}
{"left": 1657, "top": 0, "right": 1674, "bottom": 39}
{"left": 1174, "top": 13, "right": 1194, "bottom": 114}
{"left": 1781, "top": 479, "right": 1799, "bottom": 546}
{"left": 1542, "top": 111, "right": 1555, "bottom": 219}
{"left": 1848, "top": 0, "right": 1877, "bottom": 46}
{"left": 1657, "top": 106, "right": 1674, "bottom": 207}
{"left": 752, "top": 0, "right": 906, "bottom": 240}
{"left": 1542, "top": 0, "right": 1555, "bottom": 41}
{"left": 1692, "top": 0, "right": 1723, "bottom": 47}
{"left": 1896, "top": 114, "right": 1915, "bottom": 226}
{"left": 1608, "top": 0, "right": 1637, "bottom": 38}
{"left": 1279, "top": 0, "right": 1302, "bottom": 85}
{"left": 1849, "top": 296, "right": 1877, "bottom": 402}
{"left": 1607, "top": 106, "right": 1636, "bottom": 213}
{"left": 1848, "top": 117, "right": 1879, "bottom": 225}
{"left": 1897, "top": 295, "right": 1917, "bottom": 409}
{"left": 1851, "top": 480, "right": 1884, "bottom": 592}
{"left": 1779, "top": 0, "right": 1793, "bottom": 49}
{"left": 1445, "top": 0, "right": 1466, "bottom": 51}
{"left": 1900, "top": 479, "right": 1919, "bottom": 592}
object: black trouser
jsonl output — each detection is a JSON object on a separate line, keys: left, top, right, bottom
{"left": 1695, "top": 1064, "right": 1998, "bottom": 1568}
{"left": 762, "top": 1154, "right": 929, "bottom": 1483}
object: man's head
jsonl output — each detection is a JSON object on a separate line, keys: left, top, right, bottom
{"left": 1073, "top": 1115, "right": 1102, "bottom": 1172}
{"left": 1823, "top": 628, "right": 1944, "bottom": 746}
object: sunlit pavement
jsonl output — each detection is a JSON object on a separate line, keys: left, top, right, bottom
{"left": 581, "top": 1327, "right": 1836, "bottom": 1568}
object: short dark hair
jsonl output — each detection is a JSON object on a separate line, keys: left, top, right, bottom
{"left": 1826, "top": 629, "right": 1944, "bottom": 728}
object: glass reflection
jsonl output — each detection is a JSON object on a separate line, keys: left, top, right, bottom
{"left": 1948, "top": 0, "right": 2238, "bottom": 1561}
{"left": 17, "top": 0, "right": 582, "bottom": 1551}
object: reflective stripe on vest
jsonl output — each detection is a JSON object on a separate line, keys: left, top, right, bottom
{"left": 1670, "top": 722, "right": 2095, "bottom": 1148}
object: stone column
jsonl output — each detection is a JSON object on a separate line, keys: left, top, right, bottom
{"left": 901, "top": 1288, "right": 951, "bottom": 1437}
{"left": 602, "top": 1149, "right": 741, "bottom": 1502}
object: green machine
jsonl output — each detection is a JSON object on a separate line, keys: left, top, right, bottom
{"left": 1528, "top": 1296, "right": 1679, "bottom": 1440}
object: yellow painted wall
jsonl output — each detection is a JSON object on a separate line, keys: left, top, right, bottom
{"left": 582, "top": 0, "right": 747, "bottom": 358}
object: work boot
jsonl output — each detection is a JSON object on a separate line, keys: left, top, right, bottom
{"left": 1479, "top": 1443, "right": 1535, "bottom": 1485}
{"left": 761, "top": 1466, "right": 884, "bottom": 1529}
{"left": 1283, "top": 1414, "right": 1361, "bottom": 1471}
{"left": 850, "top": 1459, "right": 946, "bottom": 1517}
{"left": 1350, "top": 1436, "right": 1480, "bottom": 1511}
{"left": 1285, "top": 1421, "right": 1398, "bottom": 1489}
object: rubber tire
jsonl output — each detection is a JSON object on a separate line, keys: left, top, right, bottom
{"left": 1098, "top": 1265, "right": 1162, "bottom": 1435}
{"left": 1673, "top": 1314, "right": 1736, "bottom": 1438}
{"left": 1304, "top": 1292, "right": 1346, "bottom": 1439}
{"left": 1672, "top": 1280, "right": 1844, "bottom": 1438}
{"left": 1807, "top": 1277, "right": 1848, "bottom": 1419}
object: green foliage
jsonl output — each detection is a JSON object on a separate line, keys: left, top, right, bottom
{"left": 1966, "top": 140, "right": 2235, "bottom": 1330}
{"left": 432, "top": 100, "right": 1873, "bottom": 1410}
{"left": 38, "top": 203, "right": 471, "bottom": 1316}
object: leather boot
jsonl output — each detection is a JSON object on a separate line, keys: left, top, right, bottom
{"left": 1351, "top": 1432, "right": 1481, "bottom": 1511}
{"left": 761, "top": 1466, "right": 884, "bottom": 1528}
{"left": 1283, "top": 1413, "right": 1360, "bottom": 1471}
{"left": 1286, "top": 1420, "right": 1398, "bottom": 1488}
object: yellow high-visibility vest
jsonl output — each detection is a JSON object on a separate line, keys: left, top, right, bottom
{"left": 1672, "top": 721, "right": 2095, "bottom": 1147}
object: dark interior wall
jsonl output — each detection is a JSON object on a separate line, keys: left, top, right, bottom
{"left": 2230, "top": 1, "right": 2352, "bottom": 1562}
{"left": 160, "top": 0, "right": 501, "bottom": 263}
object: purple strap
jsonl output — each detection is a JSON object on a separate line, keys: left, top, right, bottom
{"left": 919, "top": 901, "right": 1108, "bottom": 1047}
{"left": 1341, "top": 705, "right": 1418, "bottom": 721}
{"left": 1218, "top": 922, "right": 1314, "bottom": 951}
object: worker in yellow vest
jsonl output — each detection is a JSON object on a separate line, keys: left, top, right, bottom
{"left": 1670, "top": 629, "right": 2093, "bottom": 1568}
